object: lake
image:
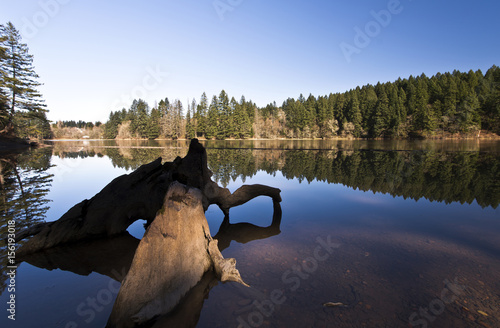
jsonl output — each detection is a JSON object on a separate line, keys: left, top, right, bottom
{"left": 1, "top": 139, "right": 499, "bottom": 328}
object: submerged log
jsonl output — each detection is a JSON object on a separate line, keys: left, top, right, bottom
{"left": 106, "top": 182, "right": 247, "bottom": 328}
{"left": 16, "top": 139, "right": 281, "bottom": 255}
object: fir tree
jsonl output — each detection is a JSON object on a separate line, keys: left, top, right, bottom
{"left": 104, "top": 111, "right": 121, "bottom": 139}
{"left": 217, "top": 90, "right": 232, "bottom": 139}
{"left": 233, "top": 97, "right": 251, "bottom": 138}
{"left": 458, "top": 92, "right": 481, "bottom": 133}
{"left": 129, "top": 99, "right": 149, "bottom": 138}
{"left": 414, "top": 78, "right": 436, "bottom": 132}
{"left": 0, "top": 22, "right": 47, "bottom": 137}
{"left": 147, "top": 106, "right": 161, "bottom": 139}
{"left": 186, "top": 103, "right": 195, "bottom": 139}
{"left": 371, "top": 87, "right": 388, "bottom": 137}
{"left": 196, "top": 92, "right": 208, "bottom": 138}
{"left": 0, "top": 31, "right": 8, "bottom": 129}
{"left": 190, "top": 98, "right": 197, "bottom": 137}
{"left": 206, "top": 96, "right": 218, "bottom": 139}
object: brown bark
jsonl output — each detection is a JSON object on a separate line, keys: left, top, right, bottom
{"left": 16, "top": 139, "right": 282, "bottom": 256}
{"left": 106, "top": 182, "right": 248, "bottom": 328}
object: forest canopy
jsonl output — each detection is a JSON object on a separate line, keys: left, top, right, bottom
{"left": 90, "top": 66, "right": 499, "bottom": 140}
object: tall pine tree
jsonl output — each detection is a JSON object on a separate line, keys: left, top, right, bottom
{"left": 195, "top": 92, "right": 208, "bottom": 138}
{"left": 0, "top": 22, "right": 47, "bottom": 137}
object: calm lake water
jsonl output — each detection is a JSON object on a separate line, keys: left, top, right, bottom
{"left": 1, "top": 139, "right": 499, "bottom": 328}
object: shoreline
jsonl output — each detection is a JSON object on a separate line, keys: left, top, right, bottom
{"left": 46, "top": 134, "right": 500, "bottom": 142}
{"left": 5, "top": 131, "right": 499, "bottom": 146}
{"left": 0, "top": 135, "right": 52, "bottom": 152}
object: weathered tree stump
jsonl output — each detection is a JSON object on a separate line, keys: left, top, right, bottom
{"left": 15, "top": 139, "right": 282, "bottom": 327}
{"left": 16, "top": 139, "right": 281, "bottom": 255}
{"left": 106, "top": 182, "right": 248, "bottom": 327}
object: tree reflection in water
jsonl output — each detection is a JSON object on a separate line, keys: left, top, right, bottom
{"left": 0, "top": 148, "right": 53, "bottom": 294}
{"left": 51, "top": 145, "right": 500, "bottom": 208}
{"left": 1, "top": 141, "right": 498, "bottom": 327}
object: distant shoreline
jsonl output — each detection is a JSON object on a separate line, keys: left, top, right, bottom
{"left": 46, "top": 133, "right": 500, "bottom": 142}
{"left": 0, "top": 135, "right": 53, "bottom": 152}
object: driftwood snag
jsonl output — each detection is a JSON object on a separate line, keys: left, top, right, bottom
{"left": 15, "top": 139, "right": 282, "bottom": 327}
{"left": 19, "top": 200, "right": 283, "bottom": 327}
{"left": 106, "top": 182, "right": 247, "bottom": 328}
{"left": 16, "top": 139, "right": 282, "bottom": 255}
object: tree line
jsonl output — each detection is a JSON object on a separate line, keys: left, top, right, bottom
{"left": 102, "top": 66, "right": 500, "bottom": 140}
{"left": 55, "top": 120, "right": 102, "bottom": 129}
{"left": 103, "top": 92, "right": 257, "bottom": 140}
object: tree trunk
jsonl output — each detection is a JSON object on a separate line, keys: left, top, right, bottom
{"left": 16, "top": 139, "right": 282, "bottom": 256}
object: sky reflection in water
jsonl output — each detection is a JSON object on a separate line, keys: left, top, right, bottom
{"left": 0, "top": 140, "right": 499, "bottom": 328}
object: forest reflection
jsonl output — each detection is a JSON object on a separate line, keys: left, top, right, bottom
{"left": 49, "top": 143, "right": 500, "bottom": 209}
{"left": 0, "top": 148, "right": 53, "bottom": 295}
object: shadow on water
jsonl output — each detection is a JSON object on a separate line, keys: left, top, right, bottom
{"left": 17, "top": 201, "right": 283, "bottom": 328}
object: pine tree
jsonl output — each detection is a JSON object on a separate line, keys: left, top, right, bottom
{"left": 129, "top": 99, "right": 149, "bottom": 138}
{"left": 186, "top": 103, "right": 195, "bottom": 139}
{"left": 206, "top": 96, "right": 218, "bottom": 139}
{"left": 387, "top": 85, "right": 401, "bottom": 136}
{"left": 104, "top": 111, "right": 120, "bottom": 139}
{"left": 190, "top": 98, "right": 197, "bottom": 137}
{"left": 304, "top": 94, "right": 316, "bottom": 131}
{"left": 405, "top": 78, "right": 417, "bottom": 116}
{"left": 346, "top": 90, "right": 362, "bottom": 136}
{"left": 217, "top": 90, "right": 232, "bottom": 139}
{"left": 171, "top": 99, "right": 183, "bottom": 139}
{"left": 333, "top": 93, "right": 345, "bottom": 124}
{"left": 371, "top": 87, "right": 388, "bottom": 137}
{"left": 443, "top": 74, "right": 458, "bottom": 119}
{"left": 147, "top": 106, "right": 161, "bottom": 139}
{"left": 362, "top": 86, "right": 378, "bottom": 120}
{"left": 195, "top": 92, "right": 208, "bottom": 138}
{"left": 0, "top": 31, "right": 8, "bottom": 129}
{"left": 233, "top": 97, "right": 251, "bottom": 138}
{"left": 316, "top": 96, "right": 328, "bottom": 137}
{"left": 481, "top": 66, "right": 500, "bottom": 133}
{"left": 158, "top": 98, "right": 169, "bottom": 137}
{"left": 0, "top": 22, "right": 47, "bottom": 137}
{"left": 458, "top": 92, "right": 481, "bottom": 133}
{"left": 413, "top": 77, "right": 436, "bottom": 133}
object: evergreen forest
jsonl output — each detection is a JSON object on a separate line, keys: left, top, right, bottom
{"left": 98, "top": 66, "right": 500, "bottom": 140}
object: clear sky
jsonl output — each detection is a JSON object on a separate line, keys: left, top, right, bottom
{"left": 1, "top": 0, "right": 499, "bottom": 123}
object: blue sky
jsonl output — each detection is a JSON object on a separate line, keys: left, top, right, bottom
{"left": 1, "top": 0, "right": 499, "bottom": 122}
